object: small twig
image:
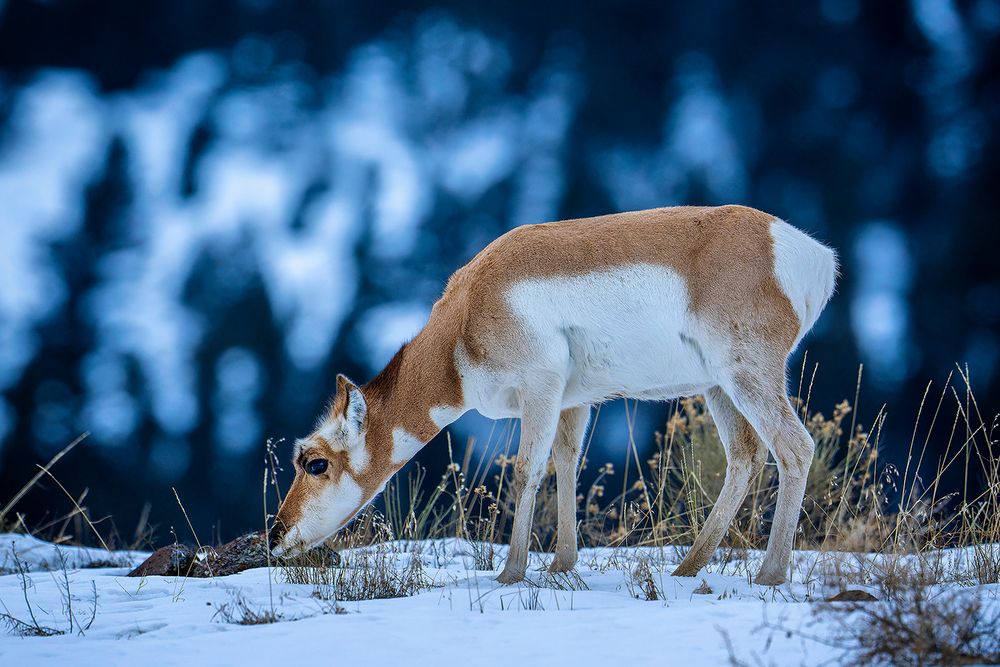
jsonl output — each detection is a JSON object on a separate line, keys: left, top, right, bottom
{"left": 0, "top": 433, "right": 88, "bottom": 525}
{"left": 172, "top": 487, "right": 211, "bottom": 576}
{"left": 36, "top": 466, "right": 110, "bottom": 552}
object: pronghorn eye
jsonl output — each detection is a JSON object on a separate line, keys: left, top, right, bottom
{"left": 306, "top": 459, "right": 329, "bottom": 476}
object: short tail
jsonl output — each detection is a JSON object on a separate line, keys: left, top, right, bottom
{"left": 769, "top": 219, "right": 839, "bottom": 348}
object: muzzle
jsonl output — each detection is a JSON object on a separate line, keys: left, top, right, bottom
{"left": 267, "top": 518, "right": 287, "bottom": 552}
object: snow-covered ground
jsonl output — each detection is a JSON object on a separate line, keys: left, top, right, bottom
{"left": 1, "top": 533, "right": 997, "bottom": 666}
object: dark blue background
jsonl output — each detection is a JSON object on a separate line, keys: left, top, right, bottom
{"left": 1, "top": 0, "right": 997, "bottom": 544}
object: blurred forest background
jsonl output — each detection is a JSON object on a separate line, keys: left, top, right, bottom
{"left": 1, "top": 0, "right": 998, "bottom": 545}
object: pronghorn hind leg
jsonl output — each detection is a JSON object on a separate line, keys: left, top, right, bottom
{"left": 722, "top": 369, "right": 815, "bottom": 586}
{"left": 497, "top": 394, "right": 562, "bottom": 585}
{"left": 672, "top": 386, "right": 767, "bottom": 578}
{"left": 548, "top": 405, "right": 590, "bottom": 573}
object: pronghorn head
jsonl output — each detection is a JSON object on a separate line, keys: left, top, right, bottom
{"left": 268, "top": 373, "right": 382, "bottom": 556}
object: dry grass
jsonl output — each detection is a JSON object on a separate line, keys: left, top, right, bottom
{"left": 623, "top": 556, "right": 662, "bottom": 601}
{"left": 810, "top": 562, "right": 1000, "bottom": 666}
{"left": 211, "top": 590, "right": 282, "bottom": 625}
{"left": 279, "top": 514, "right": 432, "bottom": 602}
{"left": 0, "top": 548, "right": 98, "bottom": 637}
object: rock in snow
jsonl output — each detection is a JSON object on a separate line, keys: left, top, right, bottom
{"left": 826, "top": 589, "right": 879, "bottom": 602}
{"left": 128, "top": 533, "right": 272, "bottom": 577}
{"left": 127, "top": 543, "right": 196, "bottom": 577}
{"left": 127, "top": 533, "right": 341, "bottom": 577}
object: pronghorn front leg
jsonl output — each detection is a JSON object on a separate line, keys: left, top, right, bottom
{"left": 497, "top": 397, "right": 562, "bottom": 584}
{"left": 548, "top": 406, "right": 590, "bottom": 573}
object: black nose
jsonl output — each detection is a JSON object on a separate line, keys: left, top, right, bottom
{"left": 267, "top": 520, "right": 286, "bottom": 551}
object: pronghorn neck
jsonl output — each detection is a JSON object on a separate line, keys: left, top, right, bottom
{"left": 362, "top": 329, "right": 465, "bottom": 466}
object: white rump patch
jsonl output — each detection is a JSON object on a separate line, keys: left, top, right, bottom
{"left": 769, "top": 219, "right": 838, "bottom": 347}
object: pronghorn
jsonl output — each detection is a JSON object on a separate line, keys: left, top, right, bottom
{"left": 268, "top": 205, "right": 838, "bottom": 585}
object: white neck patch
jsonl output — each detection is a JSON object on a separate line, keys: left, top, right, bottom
{"left": 391, "top": 427, "right": 424, "bottom": 465}
{"left": 430, "top": 405, "right": 465, "bottom": 429}
{"left": 390, "top": 405, "right": 465, "bottom": 465}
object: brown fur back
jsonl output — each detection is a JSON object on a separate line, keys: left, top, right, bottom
{"left": 437, "top": 205, "right": 798, "bottom": 365}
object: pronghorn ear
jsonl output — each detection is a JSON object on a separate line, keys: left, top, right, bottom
{"left": 334, "top": 374, "right": 367, "bottom": 438}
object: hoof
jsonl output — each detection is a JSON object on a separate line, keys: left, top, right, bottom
{"left": 547, "top": 554, "right": 577, "bottom": 574}
{"left": 753, "top": 567, "right": 787, "bottom": 587}
{"left": 496, "top": 567, "right": 526, "bottom": 585}
{"left": 671, "top": 564, "right": 700, "bottom": 578}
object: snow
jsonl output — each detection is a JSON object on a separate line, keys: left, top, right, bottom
{"left": 7, "top": 534, "right": 995, "bottom": 666}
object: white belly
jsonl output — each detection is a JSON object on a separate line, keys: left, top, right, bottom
{"left": 460, "top": 264, "right": 718, "bottom": 418}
